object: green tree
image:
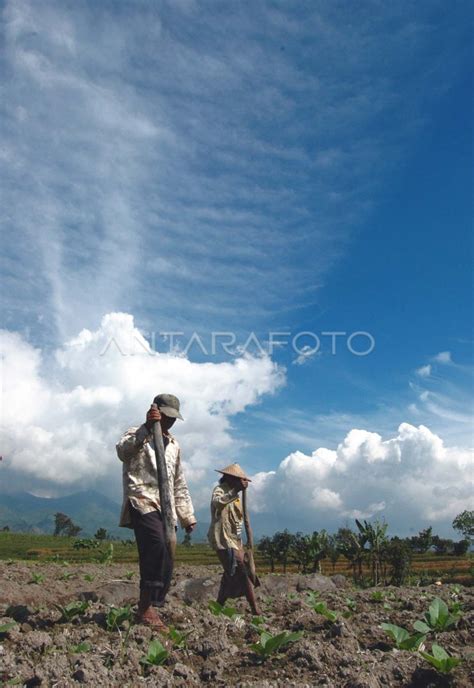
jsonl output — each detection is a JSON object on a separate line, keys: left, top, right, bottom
{"left": 95, "top": 528, "right": 108, "bottom": 541}
{"left": 308, "top": 530, "right": 329, "bottom": 573}
{"left": 290, "top": 532, "right": 314, "bottom": 573}
{"left": 326, "top": 534, "right": 340, "bottom": 574}
{"left": 452, "top": 539, "right": 469, "bottom": 556}
{"left": 54, "top": 512, "right": 82, "bottom": 537}
{"left": 272, "top": 530, "right": 294, "bottom": 573}
{"left": 257, "top": 536, "right": 279, "bottom": 572}
{"left": 385, "top": 537, "right": 412, "bottom": 586}
{"left": 452, "top": 510, "right": 474, "bottom": 541}
{"left": 432, "top": 536, "right": 453, "bottom": 555}
{"left": 335, "top": 527, "right": 365, "bottom": 583}
{"left": 409, "top": 526, "right": 433, "bottom": 553}
{"left": 355, "top": 519, "right": 388, "bottom": 586}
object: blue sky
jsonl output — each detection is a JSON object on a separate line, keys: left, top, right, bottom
{"left": 1, "top": 0, "right": 472, "bottom": 536}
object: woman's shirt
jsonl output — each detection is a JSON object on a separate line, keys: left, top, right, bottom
{"left": 207, "top": 481, "right": 243, "bottom": 550}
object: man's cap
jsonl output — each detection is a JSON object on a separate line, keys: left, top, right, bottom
{"left": 153, "top": 393, "right": 183, "bottom": 420}
{"left": 215, "top": 462, "right": 251, "bottom": 481}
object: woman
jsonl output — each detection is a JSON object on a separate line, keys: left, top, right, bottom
{"left": 208, "top": 463, "right": 260, "bottom": 615}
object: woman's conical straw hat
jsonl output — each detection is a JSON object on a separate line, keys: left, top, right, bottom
{"left": 215, "top": 463, "right": 251, "bottom": 481}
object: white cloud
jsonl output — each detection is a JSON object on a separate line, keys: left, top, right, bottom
{"left": 416, "top": 364, "right": 431, "bottom": 378}
{"left": 292, "top": 345, "right": 320, "bottom": 366}
{"left": 251, "top": 423, "right": 473, "bottom": 535}
{"left": 0, "top": 313, "right": 284, "bottom": 506}
{"left": 434, "top": 351, "right": 452, "bottom": 364}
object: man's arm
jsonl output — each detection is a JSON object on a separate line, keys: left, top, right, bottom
{"left": 174, "top": 452, "right": 196, "bottom": 530}
{"left": 116, "top": 425, "right": 150, "bottom": 462}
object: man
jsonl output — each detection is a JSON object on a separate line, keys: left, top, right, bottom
{"left": 116, "top": 393, "right": 196, "bottom": 630}
{"left": 208, "top": 463, "right": 261, "bottom": 615}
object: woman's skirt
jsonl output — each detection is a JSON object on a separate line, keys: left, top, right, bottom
{"left": 216, "top": 547, "right": 249, "bottom": 599}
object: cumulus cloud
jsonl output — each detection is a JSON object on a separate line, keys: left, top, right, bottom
{"left": 0, "top": 313, "right": 284, "bottom": 507}
{"left": 251, "top": 423, "right": 473, "bottom": 535}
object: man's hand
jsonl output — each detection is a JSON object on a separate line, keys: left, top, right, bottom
{"left": 239, "top": 478, "right": 249, "bottom": 491}
{"left": 145, "top": 405, "right": 161, "bottom": 431}
{"left": 185, "top": 522, "right": 196, "bottom": 534}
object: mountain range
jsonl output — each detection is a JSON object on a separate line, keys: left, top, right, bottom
{"left": 0, "top": 490, "right": 282, "bottom": 541}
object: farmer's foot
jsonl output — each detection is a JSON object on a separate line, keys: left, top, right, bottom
{"left": 136, "top": 606, "right": 169, "bottom": 632}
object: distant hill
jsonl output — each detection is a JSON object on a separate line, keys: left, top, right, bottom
{"left": 0, "top": 490, "right": 211, "bottom": 541}
{"left": 0, "top": 490, "right": 125, "bottom": 539}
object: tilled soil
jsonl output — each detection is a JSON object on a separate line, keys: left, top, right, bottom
{"left": 0, "top": 561, "right": 472, "bottom": 687}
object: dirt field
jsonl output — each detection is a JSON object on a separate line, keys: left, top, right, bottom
{"left": 0, "top": 561, "right": 472, "bottom": 687}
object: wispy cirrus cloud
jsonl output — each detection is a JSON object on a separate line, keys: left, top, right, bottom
{"left": 2, "top": 0, "right": 470, "bottom": 345}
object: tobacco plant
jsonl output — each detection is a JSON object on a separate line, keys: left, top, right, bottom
{"left": 167, "top": 625, "right": 190, "bottom": 648}
{"left": 419, "top": 644, "right": 462, "bottom": 674}
{"left": 29, "top": 573, "right": 44, "bottom": 585}
{"left": 106, "top": 605, "right": 133, "bottom": 632}
{"left": 250, "top": 630, "right": 303, "bottom": 660}
{"left": 98, "top": 543, "right": 114, "bottom": 565}
{"left": 413, "top": 597, "right": 462, "bottom": 634}
{"left": 69, "top": 642, "right": 91, "bottom": 654}
{"left": 54, "top": 600, "right": 89, "bottom": 622}
{"left": 312, "top": 601, "right": 338, "bottom": 623}
{"left": 0, "top": 622, "right": 17, "bottom": 635}
{"left": 208, "top": 600, "right": 241, "bottom": 620}
{"left": 140, "top": 639, "right": 168, "bottom": 667}
{"left": 380, "top": 623, "right": 426, "bottom": 650}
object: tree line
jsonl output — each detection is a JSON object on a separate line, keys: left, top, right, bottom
{"left": 257, "top": 510, "right": 473, "bottom": 587}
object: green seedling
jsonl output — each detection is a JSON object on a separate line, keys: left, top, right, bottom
{"left": 167, "top": 626, "right": 190, "bottom": 648}
{"left": 371, "top": 590, "right": 385, "bottom": 602}
{"left": 124, "top": 571, "right": 135, "bottom": 580}
{"left": 383, "top": 602, "right": 392, "bottom": 611}
{"left": 450, "top": 600, "right": 463, "bottom": 615}
{"left": 98, "top": 543, "right": 114, "bottom": 565}
{"left": 0, "top": 621, "right": 17, "bottom": 635}
{"left": 305, "top": 591, "right": 320, "bottom": 606}
{"left": 69, "top": 642, "right": 91, "bottom": 653}
{"left": 413, "top": 597, "right": 462, "bottom": 634}
{"left": 312, "top": 601, "right": 338, "bottom": 623}
{"left": 106, "top": 605, "right": 133, "bottom": 632}
{"left": 419, "top": 644, "right": 461, "bottom": 674}
{"left": 380, "top": 623, "right": 426, "bottom": 651}
{"left": 140, "top": 639, "right": 168, "bottom": 667}
{"left": 250, "top": 630, "right": 303, "bottom": 660}
{"left": 54, "top": 600, "right": 89, "bottom": 622}
{"left": 29, "top": 573, "right": 44, "bottom": 584}
{"left": 83, "top": 574, "right": 95, "bottom": 582}
{"left": 208, "top": 600, "right": 240, "bottom": 619}
{"left": 345, "top": 597, "right": 357, "bottom": 611}
{"left": 249, "top": 616, "right": 267, "bottom": 633}
{"left": 60, "top": 572, "right": 75, "bottom": 581}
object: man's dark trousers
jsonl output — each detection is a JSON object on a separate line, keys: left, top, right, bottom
{"left": 130, "top": 504, "right": 173, "bottom": 607}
